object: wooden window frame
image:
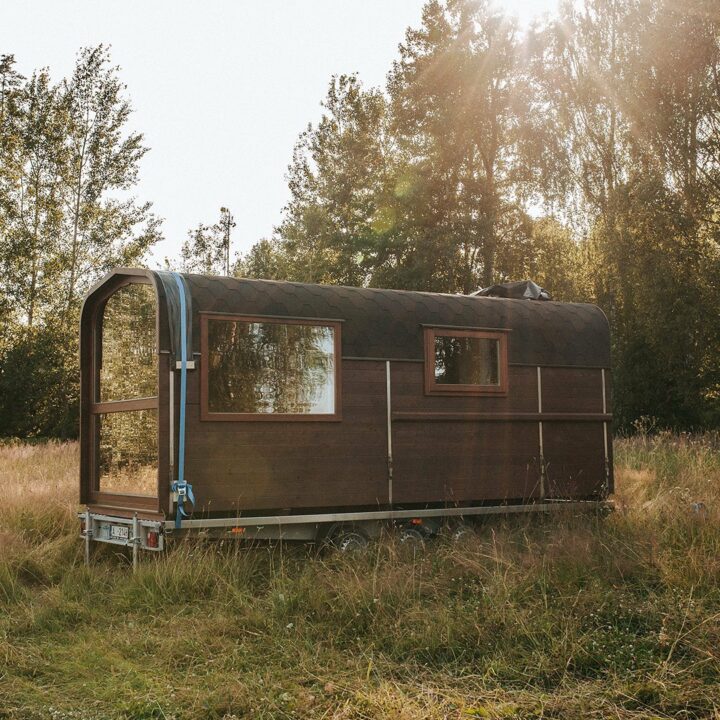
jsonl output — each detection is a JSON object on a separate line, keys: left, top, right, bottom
{"left": 200, "top": 313, "right": 342, "bottom": 422}
{"left": 89, "top": 277, "right": 160, "bottom": 504}
{"left": 424, "top": 327, "right": 509, "bottom": 396}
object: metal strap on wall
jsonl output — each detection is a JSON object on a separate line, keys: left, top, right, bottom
{"left": 537, "top": 366, "right": 545, "bottom": 499}
{"left": 386, "top": 361, "right": 393, "bottom": 506}
{"left": 602, "top": 368, "right": 609, "bottom": 489}
{"left": 171, "top": 273, "right": 195, "bottom": 528}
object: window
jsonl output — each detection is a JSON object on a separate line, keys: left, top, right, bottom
{"left": 201, "top": 315, "right": 341, "bottom": 421}
{"left": 99, "top": 283, "right": 157, "bottom": 402}
{"left": 97, "top": 409, "right": 158, "bottom": 496}
{"left": 424, "top": 328, "right": 508, "bottom": 395}
{"left": 92, "top": 280, "right": 158, "bottom": 498}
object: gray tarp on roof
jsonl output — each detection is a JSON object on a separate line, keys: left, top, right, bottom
{"left": 474, "top": 280, "right": 552, "bottom": 301}
{"left": 175, "top": 274, "right": 610, "bottom": 368}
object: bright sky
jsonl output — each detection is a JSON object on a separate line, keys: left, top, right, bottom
{"left": 1, "top": 0, "right": 557, "bottom": 267}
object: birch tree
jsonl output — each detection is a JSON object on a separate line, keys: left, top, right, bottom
{"left": 58, "top": 45, "right": 160, "bottom": 322}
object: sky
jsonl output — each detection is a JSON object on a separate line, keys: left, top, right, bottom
{"left": 1, "top": 0, "right": 558, "bottom": 267}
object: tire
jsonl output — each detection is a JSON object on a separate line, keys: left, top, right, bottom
{"left": 399, "top": 526, "right": 425, "bottom": 543}
{"left": 397, "top": 526, "right": 426, "bottom": 557}
{"left": 450, "top": 523, "right": 475, "bottom": 542}
{"left": 325, "top": 525, "right": 369, "bottom": 554}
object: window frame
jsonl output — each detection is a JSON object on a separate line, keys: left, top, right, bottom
{"left": 89, "top": 276, "right": 160, "bottom": 503}
{"left": 200, "top": 313, "right": 343, "bottom": 422}
{"left": 94, "top": 279, "right": 159, "bottom": 407}
{"left": 423, "top": 327, "right": 509, "bottom": 397}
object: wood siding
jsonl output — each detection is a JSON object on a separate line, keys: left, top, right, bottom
{"left": 543, "top": 422, "right": 607, "bottom": 498}
{"left": 184, "top": 360, "right": 388, "bottom": 512}
{"left": 179, "top": 360, "right": 609, "bottom": 514}
{"left": 392, "top": 420, "right": 542, "bottom": 503}
{"left": 391, "top": 363, "right": 541, "bottom": 503}
{"left": 541, "top": 367, "right": 610, "bottom": 498}
{"left": 541, "top": 367, "right": 604, "bottom": 414}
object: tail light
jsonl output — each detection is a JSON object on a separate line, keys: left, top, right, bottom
{"left": 146, "top": 531, "right": 159, "bottom": 548}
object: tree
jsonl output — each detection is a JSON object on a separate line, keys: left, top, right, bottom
{"left": 525, "top": 217, "right": 585, "bottom": 301}
{"left": 276, "top": 74, "right": 389, "bottom": 286}
{"left": 274, "top": 2, "right": 550, "bottom": 294}
{"left": 180, "top": 206, "right": 235, "bottom": 275}
{"left": 585, "top": 177, "right": 720, "bottom": 429}
{"left": 0, "top": 55, "right": 26, "bottom": 332}
{"left": 630, "top": 0, "right": 720, "bottom": 219}
{"left": 234, "top": 238, "right": 291, "bottom": 280}
{"left": 0, "top": 46, "right": 162, "bottom": 438}
{"left": 0, "top": 68, "right": 65, "bottom": 327}
{"left": 541, "top": 0, "right": 641, "bottom": 223}
{"left": 0, "top": 54, "right": 24, "bottom": 121}
{"left": 383, "top": 0, "right": 546, "bottom": 292}
{"left": 58, "top": 45, "right": 161, "bottom": 323}
{"left": 0, "top": 325, "right": 78, "bottom": 438}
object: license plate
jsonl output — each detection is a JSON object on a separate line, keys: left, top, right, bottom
{"left": 110, "top": 525, "right": 129, "bottom": 541}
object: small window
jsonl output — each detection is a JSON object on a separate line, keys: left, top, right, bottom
{"left": 201, "top": 315, "right": 341, "bottom": 421}
{"left": 97, "top": 408, "right": 158, "bottom": 496}
{"left": 424, "top": 328, "right": 508, "bottom": 395}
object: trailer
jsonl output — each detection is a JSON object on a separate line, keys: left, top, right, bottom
{"left": 79, "top": 270, "right": 612, "bottom": 563}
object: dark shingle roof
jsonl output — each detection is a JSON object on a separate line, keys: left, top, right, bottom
{"left": 179, "top": 274, "right": 610, "bottom": 368}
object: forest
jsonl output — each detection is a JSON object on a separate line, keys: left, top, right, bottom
{"left": 1, "top": 0, "right": 719, "bottom": 438}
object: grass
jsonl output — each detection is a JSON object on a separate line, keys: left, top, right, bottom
{"left": 0, "top": 434, "right": 719, "bottom": 719}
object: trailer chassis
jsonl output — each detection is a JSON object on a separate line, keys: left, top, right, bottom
{"left": 80, "top": 500, "right": 611, "bottom": 570}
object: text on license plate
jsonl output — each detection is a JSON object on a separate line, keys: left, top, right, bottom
{"left": 110, "top": 525, "right": 129, "bottom": 540}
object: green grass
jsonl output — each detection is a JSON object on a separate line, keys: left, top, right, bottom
{"left": 1, "top": 434, "right": 719, "bottom": 719}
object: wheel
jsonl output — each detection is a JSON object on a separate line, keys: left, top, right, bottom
{"left": 337, "top": 531, "right": 369, "bottom": 553}
{"left": 450, "top": 523, "right": 475, "bottom": 542}
{"left": 324, "top": 526, "right": 369, "bottom": 554}
{"left": 398, "top": 526, "right": 427, "bottom": 549}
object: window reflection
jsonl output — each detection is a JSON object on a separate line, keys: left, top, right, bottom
{"left": 434, "top": 335, "right": 500, "bottom": 386}
{"left": 207, "top": 319, "right": 336, "bottom": 414}
{"left": 98, "top": 409, "right": 157, "bottom": 496}
{"left": 100, "top": 284, "right": 157, "bottom": 402}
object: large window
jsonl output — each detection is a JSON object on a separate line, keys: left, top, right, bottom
{"left": 424, "top": 327, "right": 508, "bottom": 395}
{"left": 93, "top": 281, "right": 158, "bottom": 497}
{"left": 201, "top": 314, "right": 341, "bottom": 421}
{"left": 99, "top": 283, "right": 157, "bottom": 402}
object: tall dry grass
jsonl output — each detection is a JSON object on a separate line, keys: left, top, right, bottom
{"left": 0, "top": 440, "right": 78, "bottom": 555}
{"left": 0, "top": 435, "right": 718, "bottom": 719}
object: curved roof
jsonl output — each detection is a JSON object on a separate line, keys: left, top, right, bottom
{"left": 177, "top": 274, "right": 610, "bottom": 368}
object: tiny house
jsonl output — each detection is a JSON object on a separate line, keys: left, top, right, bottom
{"left": 79, "top": 269, "right": 612, "bottom": 557}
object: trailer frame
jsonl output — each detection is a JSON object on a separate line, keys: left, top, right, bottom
{"left": 80, "top": 499, "right": 611, "bottom": 570}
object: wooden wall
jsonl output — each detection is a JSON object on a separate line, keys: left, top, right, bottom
{"left": 184, "top": 360, "right": 389, "bottom": 512}
{"left": 391, "top": 363, "right": 542, "bottom": 503}
{"left": 181, "top": 359, "right": 610, "bottom": 514}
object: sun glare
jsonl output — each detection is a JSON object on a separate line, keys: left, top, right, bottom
{"left": 494, "top": 0, "right": 559, "bottom": 25}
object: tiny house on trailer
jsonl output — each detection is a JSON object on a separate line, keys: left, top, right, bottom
{"left": 79, "top": 269, "right": 612, "bottom": 558}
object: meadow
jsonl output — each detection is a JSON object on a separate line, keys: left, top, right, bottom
{"left": 0, "top": 435, "right": 719, "bottom": 719}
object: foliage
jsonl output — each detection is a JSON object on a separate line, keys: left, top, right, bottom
{"left": 265, "top": 5, "right": 552, "bottom": 293}
{"left": 0, "top": 47, "right": 161, "bottom": 438}
{"left": 2, "top": 1, "right": 720, "bottom": 435}
{"left": 178, "top": 206, "right": 235, "bottom": 275}
{"left": 269, "top": 73, "right": 388, "bottom": 287}
{"left": 587, "top": 178, "right": 720, "bottom": 429}
{"left": 1, "top": 436, "right": 720, "bottom": 717}
{"left": 0, "top": 325, "right": 78, "bottom": 438}
{"left": 237, "top": 0, "right": 720, "bottom": 431}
